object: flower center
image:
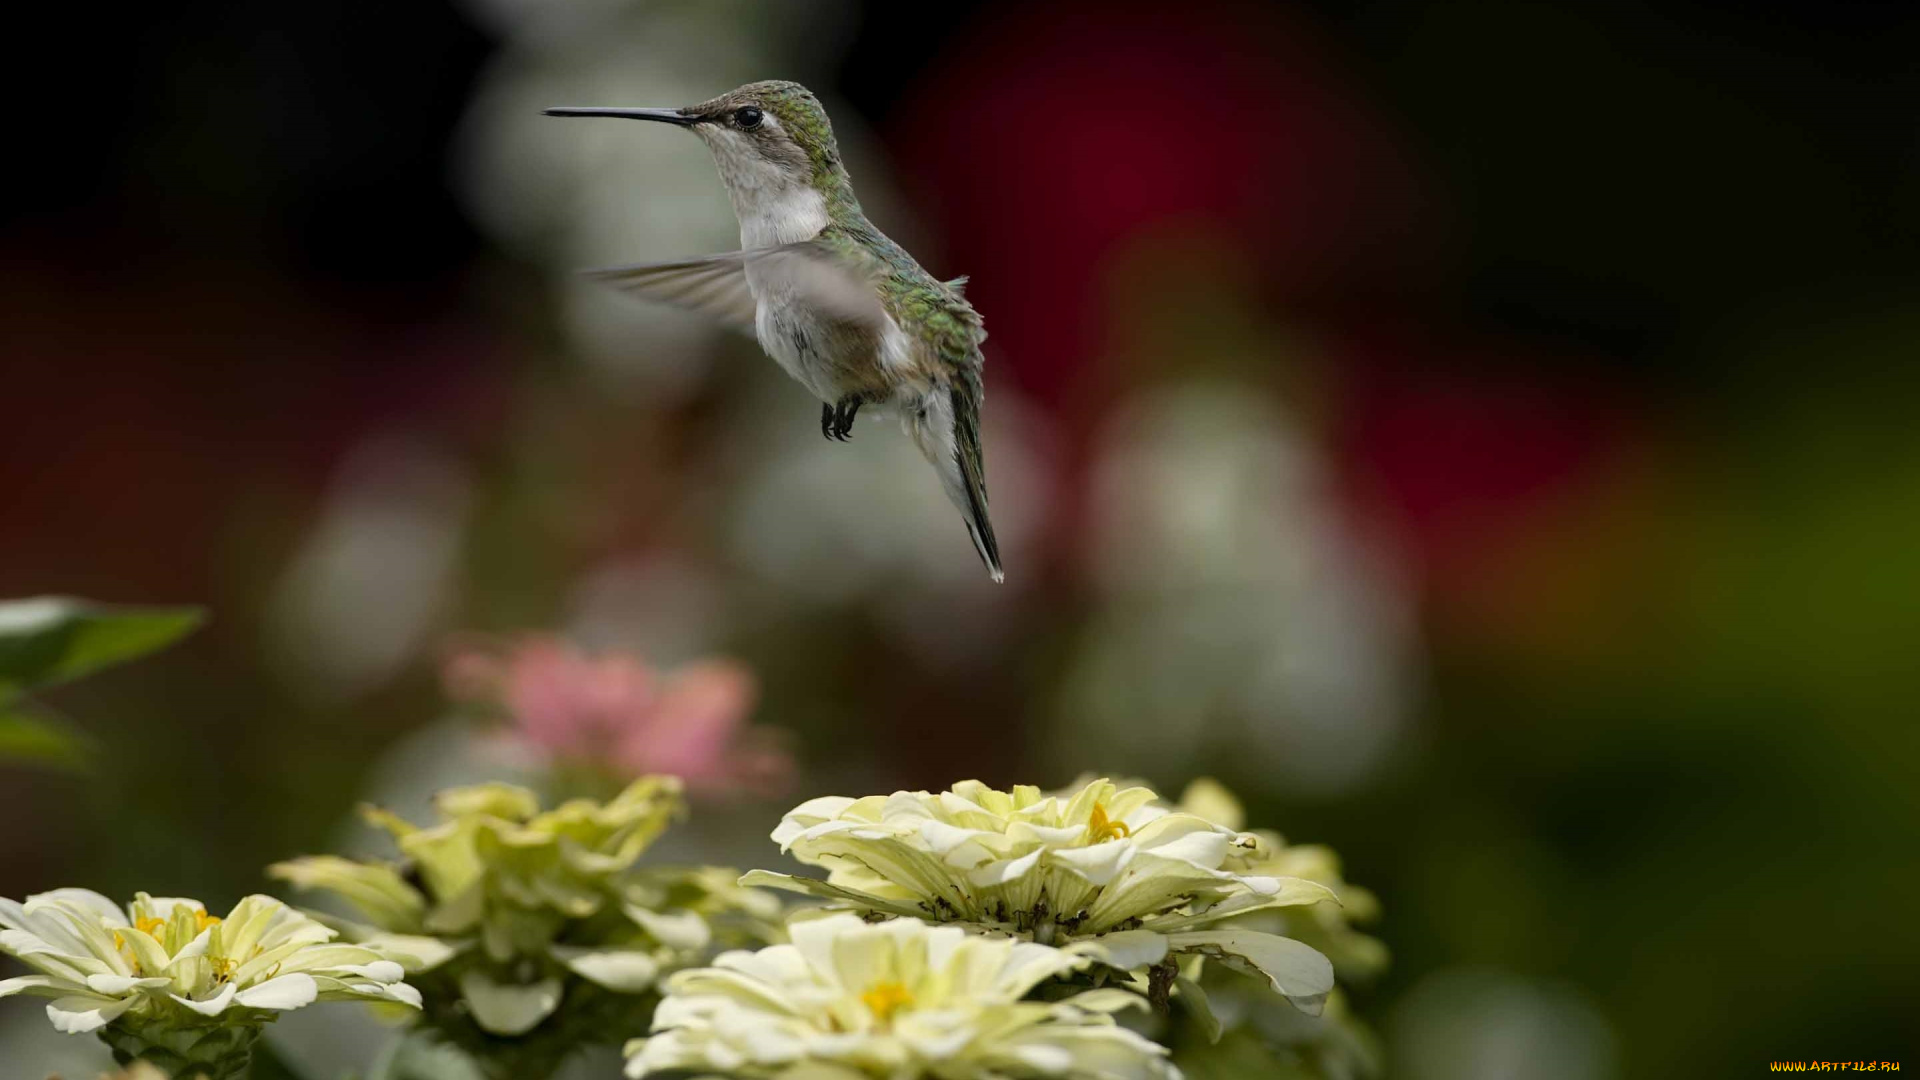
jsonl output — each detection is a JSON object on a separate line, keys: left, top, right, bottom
{"left": 1086, "top": 803, "right": 1132, "bottom": 844}
{"left": 860, "top": 980, "right": 913, "bottom": 1024}
{"left": 112, "top": 932, "right": 144, "bottom": 976}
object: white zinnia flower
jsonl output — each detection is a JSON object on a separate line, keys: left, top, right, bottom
{"left": 0, "top": 889, "right": 417, "bottom": 1074}
{"left": 745, "top": 778, "right": 1340, "bottom": 1013}
{"left": 627, "top": 913, "right": 1179, "bottom": 1080}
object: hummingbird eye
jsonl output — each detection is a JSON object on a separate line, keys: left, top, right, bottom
{"left": 734, "top": 106, "right": 764, "bottom": 130}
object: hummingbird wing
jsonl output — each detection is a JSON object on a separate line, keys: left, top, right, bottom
{"left": 586, "top": 245, "right": 889, "bottom": 333}
{"left": 586, "top": 253, "right": 759, "bottom": 327}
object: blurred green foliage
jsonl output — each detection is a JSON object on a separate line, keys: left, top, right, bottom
{"left": 0, "top": 597, "right": 204, "bottom": 770}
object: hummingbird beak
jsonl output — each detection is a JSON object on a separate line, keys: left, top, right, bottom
{"left": 542, "top": 106, "right": 698, "bottom": 126}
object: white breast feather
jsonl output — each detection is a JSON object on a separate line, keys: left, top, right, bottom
{"left": 699, "top": 127, "right": 829, "bottom": 248}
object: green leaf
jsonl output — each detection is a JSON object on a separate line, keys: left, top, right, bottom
{"left": 0, "top": 596, "right": 204, "bottom": 699}
{"left": 0, "top": 705, "right": 95, "bottom": 770}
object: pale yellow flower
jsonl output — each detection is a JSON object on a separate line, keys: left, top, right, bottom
{"left": 271, "top": 776, "right": 766, "bottom": 1037}
{"left": 628, "top": 914, "right": 1179, "bottom": 1080}
{"left": 0, "top": 889, "right": 416, "bottom": 1077}
{"left": 746, "top": 778, "right": 1339, "bottom": 1013}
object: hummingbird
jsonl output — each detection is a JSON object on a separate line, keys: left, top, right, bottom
{"left": 546, "top": 81, "right": 1003, "bottom": 582}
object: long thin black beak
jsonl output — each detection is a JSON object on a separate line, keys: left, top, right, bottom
{"left": 543, "top": 107, "right": 696, "bottom": 126}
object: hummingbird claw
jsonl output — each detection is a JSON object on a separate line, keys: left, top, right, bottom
{"left": 828, "top": 397, "right": 862, "bottom": 441}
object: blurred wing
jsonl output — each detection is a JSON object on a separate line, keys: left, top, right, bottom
{"left": 586, "top": 244, "right": 890, "bottom": 333}
{"left": 585, "top": 254, "right": 759, "bottom": 329}
{"left": 750, "top": 245, "right": 893, "bottom": 330}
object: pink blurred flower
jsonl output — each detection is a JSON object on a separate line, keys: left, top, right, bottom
{"left": 441, "top": 635, "right": 791, "bottom": 794}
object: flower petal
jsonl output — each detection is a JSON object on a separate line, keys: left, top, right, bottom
{"left": 14, "top": 902, "right": 129, "bottom": 976}
{"left": 772, "top": 797, "right": 858, "bottom": 848}
{"left": 0, "top": 900, "right": 92, "bottom": 958}
{"left": 458, "top": 971, "right": 561, "bottom": 1035}
{"left": 967, "top": 849, "right": 1042, "bottom": 888}
{"left": 0, "top": 928, "right": 75, "bottom": 960}
{"left": 116, "top": 928, "right": 172, "bottom": 977}
{"left": 48, "top": 993, "right": 134, "bottom": 1032}
{"left": 328, "top": 960, "right": 405, "bottom": 983}
{"left": 170, "top": 927, "right": 212, "bottom": 962}
{"left": 1064, "top": 930, "right": 1169, "bottom": 971}
{"left": 309, "top": 974, "right": 422, "bottom": 1008}
{"left": 379, "top": 980, "right": 424, "bottom": 1008}
{"left": 171, "top": 983, "right": 238, "bottom": 1016}
{"left": 267, "top": 857, "right": 428, "bottom": 931}
{"left": 736, "top": 871, "right": 926, "bottom": 920}
{"left": 553, "top": 946, "right": 661, "bottom": 991}
{"left": 1165, "top": 929, "right": 1334, "bottom": 1013}
{"left": 84, "top": 973, "right": 170, "bottom": 995}
{"left": 0, "top": 974, "right": 64, "bottom": 999}
{"left": 1057, "top": 987, "right": 1149, "bottom": 1016}
{"left": 625, "top": 908, "right": 709, "bottom": 952}
{"left": 235, "top": 973, "right": 319, "bottom": 1010}
{"left": 25, "top": 889, "right": 127, "bottom": 928}
{"left": 363, "top": 931, "right": 464, "bottom": 972}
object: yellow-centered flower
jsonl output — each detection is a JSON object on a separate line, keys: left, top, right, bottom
{"left": 745, "top": 777, "right": 1343, "bottom": 1014}
{"left": 859, "top": 980, "right": 913, "bottom": 1024}
{"left": 626, "top": 914, "right": 1179, "bottom": 1080}
{"left": 0, "top": 889, "right": 418, "bottom": 1039}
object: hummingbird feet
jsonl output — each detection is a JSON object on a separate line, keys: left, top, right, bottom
{"left": 821, "top": 397, "right": 862, "bottom": 442}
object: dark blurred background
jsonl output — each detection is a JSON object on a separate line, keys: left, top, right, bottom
{"left": 4, "top": 0, "right": 1918, "bottom": 1076}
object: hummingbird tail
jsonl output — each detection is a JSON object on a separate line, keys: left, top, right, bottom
{"left": 947, "top": 382, "right": 1003, "bottom": 583}
{"left": 908, "top": 382, "right": 1003, "bottom": 582}
{"left": 962, "top": 495, "right": 1004, "bottom": 585}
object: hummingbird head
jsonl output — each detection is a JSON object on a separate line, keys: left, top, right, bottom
{"left": 547, "top": 81, "right": 849, "bottom": 242}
